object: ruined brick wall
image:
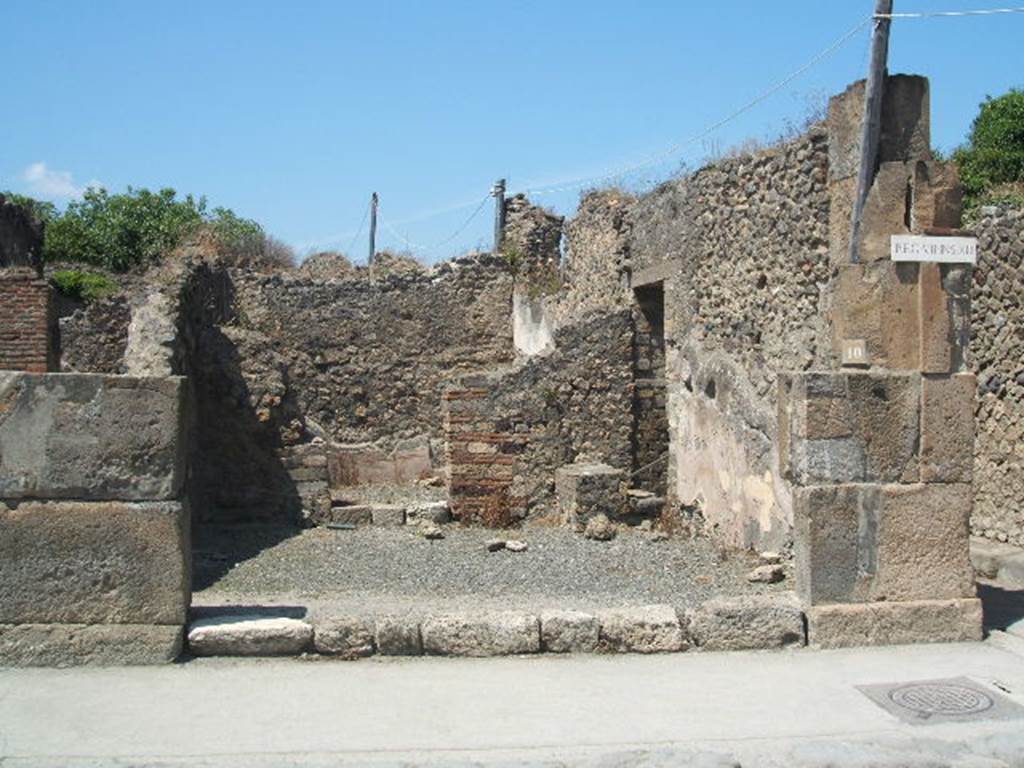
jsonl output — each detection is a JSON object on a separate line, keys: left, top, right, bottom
{"left": 0, "top": 270, "right": 56, "bottom": 373}
{"left": 0, "top": 198, "right": 54, "bottom": 373}
{"left": 445, "top": 311, "right": 633, "bottom": 523}
{"left": 972, "top": 205, "right": 1024, "bottom": 546}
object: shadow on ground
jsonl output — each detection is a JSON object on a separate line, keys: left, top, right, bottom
{"left": 192, "top": 524, "right": 302, "bottom": 591}
{"left": 979, "top": 583, "right": 1024, "bottom": 631}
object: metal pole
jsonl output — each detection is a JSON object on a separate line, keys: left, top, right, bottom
{"left": 368, "top": 192, "right": 378, "bottom": 265}
{"left": 492, "top": 179, "right": 506, "bottom": 253}
{"left": 848, "top": 0, "right": 893, "bottom": 264}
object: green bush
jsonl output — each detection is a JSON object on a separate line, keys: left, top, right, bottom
{"left": 44, "top": 187, "right": 206, "bottom": 271}
{"left": 953, "top": 88, "right": 1024, "bottom": 209}
{"left": 51, "top": 269, "right": 119, "bottom": 303}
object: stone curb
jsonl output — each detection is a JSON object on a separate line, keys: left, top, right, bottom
{"left": 185, "top": 594, "right": 809, "bottom": 660}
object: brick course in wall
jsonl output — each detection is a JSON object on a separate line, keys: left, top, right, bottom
{"left": 0, "top": 270, "right": 56, "bottom": 373}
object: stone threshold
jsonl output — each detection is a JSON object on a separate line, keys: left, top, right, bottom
{"left": 187, "top": 594, "right": 808, "bottom": 659}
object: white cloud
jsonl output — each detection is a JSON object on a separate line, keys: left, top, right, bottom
{"left": 19, "top": 162, "right": 102, "bottom": 200}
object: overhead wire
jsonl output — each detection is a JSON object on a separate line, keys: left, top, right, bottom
{"left": 878, "top": 6, "right": 1024, "bottom": 18}
{"left": 512, "top": 15, "right": 873, "bottom": 197}
{"left": 345, "top": 197, "right": 372, "bottom": 256}
{"left": 336, "top": 6, "right": 1022, "bottom": 255}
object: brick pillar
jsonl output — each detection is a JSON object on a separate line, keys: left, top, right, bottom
{"left": 442, "top": 374, "right": 527, "bottom": 527}
{"left": 0, "top": 268, "right": 57, "bottom": 372}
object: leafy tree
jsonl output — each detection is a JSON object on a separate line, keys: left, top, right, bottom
{"left": 953, "top": 88, "right": 1024, "bottom": 208}
{"left": 44, "top": 187, "right": 206, "bottom": 270}
{"left": 5, "top": 186, "right": 293, "bottom": 272}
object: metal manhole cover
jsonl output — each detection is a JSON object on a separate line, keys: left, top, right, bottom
{"left": 858, "top": 676, "right": 1024, "bottom": 726}
{"left": 888, "top": 682, "right": 994, "bottom": 716}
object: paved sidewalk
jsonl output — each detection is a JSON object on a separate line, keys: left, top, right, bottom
{"left": 2, "top": 637, "right": 1024, "bottom": 767}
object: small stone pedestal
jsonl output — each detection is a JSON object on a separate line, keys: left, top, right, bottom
{"left": 555, "top": 463, "right": 626, "bottom": 528}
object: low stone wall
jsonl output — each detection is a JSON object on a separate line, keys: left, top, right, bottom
{"left": 444, "top": 311, "right": 633, "bottom": 524}
{"left": 971, "top": 206, "right": 1024, "bottom": 547}
{"left": 0, "top": 372, "right": 190, "bottom": 666}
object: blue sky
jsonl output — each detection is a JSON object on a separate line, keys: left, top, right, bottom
{"left": 1, "top": 1, "right": 1021, "bottom": 262}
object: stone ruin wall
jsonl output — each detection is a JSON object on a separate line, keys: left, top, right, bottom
{"left": 971, "top": 205, "right": 1024, "bottom": 547}
{"left": 10, "top": 81, "right": 1023, "bottom": 547}
{"left": 556, "top": 130, "right": 833, "bottom": 550}
{"left": 636, "top": 130, "right": 832, "bottom": 551}
{"left": 444, "top": 311, "right": 633, "bottom": 524}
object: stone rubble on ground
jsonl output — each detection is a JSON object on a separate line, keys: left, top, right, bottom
{"left": 584, "top": 514, "right": 617, "bottom": 541}
{"left": 747, "top": 564, "right": 785, "bottom": 583}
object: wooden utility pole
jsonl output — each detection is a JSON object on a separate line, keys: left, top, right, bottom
{"left": 849, "top": 0, "right": 894, "bottom": 263}
{"left": 368, "top": 192, "right": 378, "bottom": 265}
{"left": 492, "top": 179, "right": 506, "bottom": 253}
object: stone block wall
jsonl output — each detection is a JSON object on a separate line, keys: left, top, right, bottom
{"left": 0, "top": 373, "right": 190, "bottom": 666}
{"left": 971, "top": 206, "right": 1024, "bottom": 546}
{"left": 444, "top": 311, "right": 633, "bottom": 524}
{"left": 780, "top": 370, "right": 980, "bottom": 647}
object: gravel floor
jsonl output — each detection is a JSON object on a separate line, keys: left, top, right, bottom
{"left": 192, "top": 524, "right": 789, "bottom": 618}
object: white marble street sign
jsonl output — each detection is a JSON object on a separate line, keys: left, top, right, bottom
{"left": 891, "top": 235, "right": 977, "bottom": 264}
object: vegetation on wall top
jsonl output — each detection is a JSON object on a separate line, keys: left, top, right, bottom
{"left": 953, "top": 88, "right": 1024, "bottom": 212}
{"left": 1, "top": 187, "right": 294, "bottom": 273}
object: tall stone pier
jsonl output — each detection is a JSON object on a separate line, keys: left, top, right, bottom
{"left": 781, "top": 75, "right": 981, "bottom": 648}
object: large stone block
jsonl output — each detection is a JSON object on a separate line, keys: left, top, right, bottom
{"left": 783, "top": 371, "right": 920, "bottom": 486}
{"left": 827, "top": 75, "right": 931, "bottom": 185}
{"left": 555, "top": 463, "right": 626, "bottom": 527}
{"left": 374, "top": 615, "right": 422, "bottom": 656}
{"left": 858, "top": 163, "right": 915, "bottom": 263}
{"left": 871, "top": 483, "right": 974, "bottom": 602}
{"left": 0, "top": 623, "right": 183, "bottom": 667}
{"left": 795, "top": 483, "right": 974, "bottom": 606}
{"left": 421, "top": 611, "right": 540, "bottom": 656}
{"left": 596, "top": 605, "right": 686, "bottom": 653}
{"left": 794, "top": 485, "right": 868, "bottom": 605}
{"left": 314, "top": 616, "right": 375, "bottom": 657}
{"left": 833, "top": 263, "right": 921, "bottom": 371}
{"left": 540, "top": 610, "right": 599, "bottom": 653}
{"left": 920, "top": 374, "right": 975, "bottom": 483}
{"left": 0, "top": 500, "right": 189, "bottom": 625}
{"left": 188, "top": 615, "right": 313, "bottom": 656}
{"left": 690, "top": 594, "right": 806, "bottom": 652}
{"left": 0, "top": 373, "right": 186, "bottom": 501}
{"left": 807, "top": 598, "right": 982, "bottom": 649}
{"left": 918, "top": 263, "right": 952, "bottom": 373}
